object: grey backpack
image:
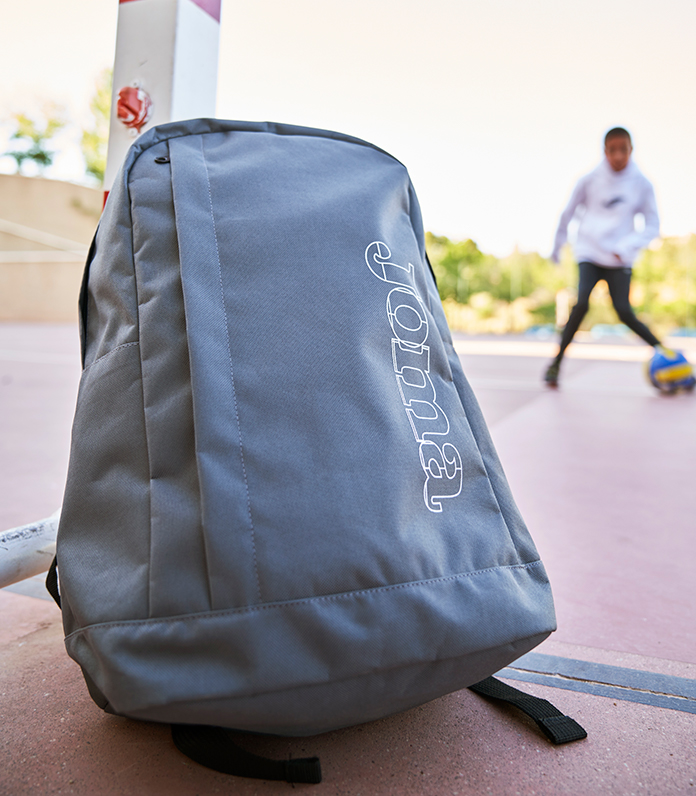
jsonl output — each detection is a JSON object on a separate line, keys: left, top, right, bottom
{"left": 48, "top": 119, "right": 584, "bottom": 783}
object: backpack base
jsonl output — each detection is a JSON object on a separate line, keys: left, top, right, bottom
{"left": 81, "top": 632, "right": 551, "bottom": 736}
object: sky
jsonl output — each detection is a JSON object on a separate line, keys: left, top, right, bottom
{"left": 1, "top": 0, "right": 695, "bottom": 256}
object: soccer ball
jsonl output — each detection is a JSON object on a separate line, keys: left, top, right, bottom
{"left": 646, "top": 347, "right": 696, "bottom": 394}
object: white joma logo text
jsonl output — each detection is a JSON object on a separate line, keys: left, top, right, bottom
{"left": 365, "top": 241, "right": 463, "bottom": 512}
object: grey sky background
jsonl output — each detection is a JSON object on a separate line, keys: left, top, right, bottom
{"left": 1, "top": 0, "right": 694, "bottom": 255}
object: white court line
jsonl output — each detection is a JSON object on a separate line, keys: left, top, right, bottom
{"left": 468, "top": 376, "right": 654, "bottom": 397}
{"left": 452, "top": 339, "right": 694, "bottom": 362}
{"left": 467, "top": 378, "right": 544, "bottom": 392}
{"left": 0, "top": 349, "right": 76, "bottom": 366}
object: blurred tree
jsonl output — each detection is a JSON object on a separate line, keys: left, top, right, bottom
{"left": 3, "top": 103, "right": 66, "bottom": 174}
{"left": 426, "top": 232, "right": 563, "bottom": 308}
{"left": 81, "top": 69, "right": 112, "bottom": 183}
{"left": 633, "top": 235, "right": 696, "bottom": 328}
{"left": 425, "top": 233, "right": 696, "bottom": 334}
{"left": 426, "top": 232, "right": 492, "bottom": 303}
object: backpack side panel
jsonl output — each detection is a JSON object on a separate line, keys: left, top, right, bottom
{"left": 57, "top": 167, "right": 150, "bottom": 637}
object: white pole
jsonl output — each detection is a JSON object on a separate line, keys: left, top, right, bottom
{"left": 1, "top": 0, "right": 222, "bottom": 589}
{"left": 104, "top": 0, "right": 221, "bottom": 197}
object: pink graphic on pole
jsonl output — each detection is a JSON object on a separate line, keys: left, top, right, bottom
{"left": 116, "top": 85, "right": 154, "bottom": 134}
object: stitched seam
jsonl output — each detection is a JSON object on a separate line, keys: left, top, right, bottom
{"left": 83, "top": 341, "right": 140, "bottom": 372}
{"left": 126, "top": 123, "right": 406, "bottom": 178}
{"left": 64, "top": 560, "right": 545, "bottom": 638}
{"left": 200, "top": 141, "right": 262, "bottom": 604}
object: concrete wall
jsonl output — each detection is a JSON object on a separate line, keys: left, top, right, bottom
{"left": 0, "top": 174, "right": 101, "bottom": 323}
{"left": 0, "top": 259, "right": 85, "bottom": 322}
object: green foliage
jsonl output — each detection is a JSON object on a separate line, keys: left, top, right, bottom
{"left": 81, "top": 69, "right": 112, "bottom": 183}
{"left": 426, "top": 233, "right": 491, "bottom": 303}
{"left": 426, "top": 232, "right": 566, "bottom": 304}
{"left": 4, "top": 104, "right": 66, "bottom": 173}
{"left": 633, "top": 235, "right": 696, "bottom": 328}
{"left": 425, "top": 232, "right": 696, "bottom": 335}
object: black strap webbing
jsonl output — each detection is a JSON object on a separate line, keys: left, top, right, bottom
{"left": 468, "top": 676, "right": 587, "bottom": 744}
{"left": 171, "top": 724, "right": 322, "bottom": 784}
{"left": 45, "top": 556, "right": 61, "bottom": 608}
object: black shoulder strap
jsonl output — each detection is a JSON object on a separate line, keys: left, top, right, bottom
{"left": 468, "top": 676, "right": 587, "bottom": 744}
{"left": 171, "top": 724, "right": 322, "bottom": 784}
{"left": 172, "top": 678, "right": 583, "bottom": 785}
{"left": 78, "top": 231, "right": 99, "bottom": 368}
{"left": 46, "top": 556, "right": 61, "bottom": 608}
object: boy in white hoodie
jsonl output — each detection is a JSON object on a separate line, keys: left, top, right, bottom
{"left": 545, "top": 127, "right": 662, "bottom": 386}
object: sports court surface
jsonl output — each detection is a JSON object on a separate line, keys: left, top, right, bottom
{"left": 1, "top": 324, "right": 694, "bottom": 795}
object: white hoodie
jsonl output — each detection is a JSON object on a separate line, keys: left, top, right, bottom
{"left": 551, "top": 158, "right": 659, "bottom": 268}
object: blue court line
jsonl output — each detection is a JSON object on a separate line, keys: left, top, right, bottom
{"left": 498, "top": 652, "right": 696, "bottom": 714}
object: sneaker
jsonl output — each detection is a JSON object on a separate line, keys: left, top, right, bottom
{"left": 544, "top": 361, "right": 560, "bottom": 388}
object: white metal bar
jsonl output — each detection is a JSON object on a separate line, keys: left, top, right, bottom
{"left": 0, "top": 217, "right": 87, "bottom": 253}
{"left": 0, "top": 511, "right": 60, "bottom": 590}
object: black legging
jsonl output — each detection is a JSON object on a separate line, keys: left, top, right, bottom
{"left": 555, "top": 261, "right": 660, "bottom": 361}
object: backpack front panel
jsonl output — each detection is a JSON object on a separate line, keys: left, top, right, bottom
{"left": 160, "top": 130, "right": 531, "bottom": 609}
{"left": 58, "top": 120, "right": 556, "bottom": 732}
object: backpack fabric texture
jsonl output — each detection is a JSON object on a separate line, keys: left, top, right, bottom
{"left": 56, "top": 118, "right": 556, "bottom": 737}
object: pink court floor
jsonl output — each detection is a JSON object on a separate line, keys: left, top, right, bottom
{"left": 1, "top": 324, "right": 695, "bottom": 795}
